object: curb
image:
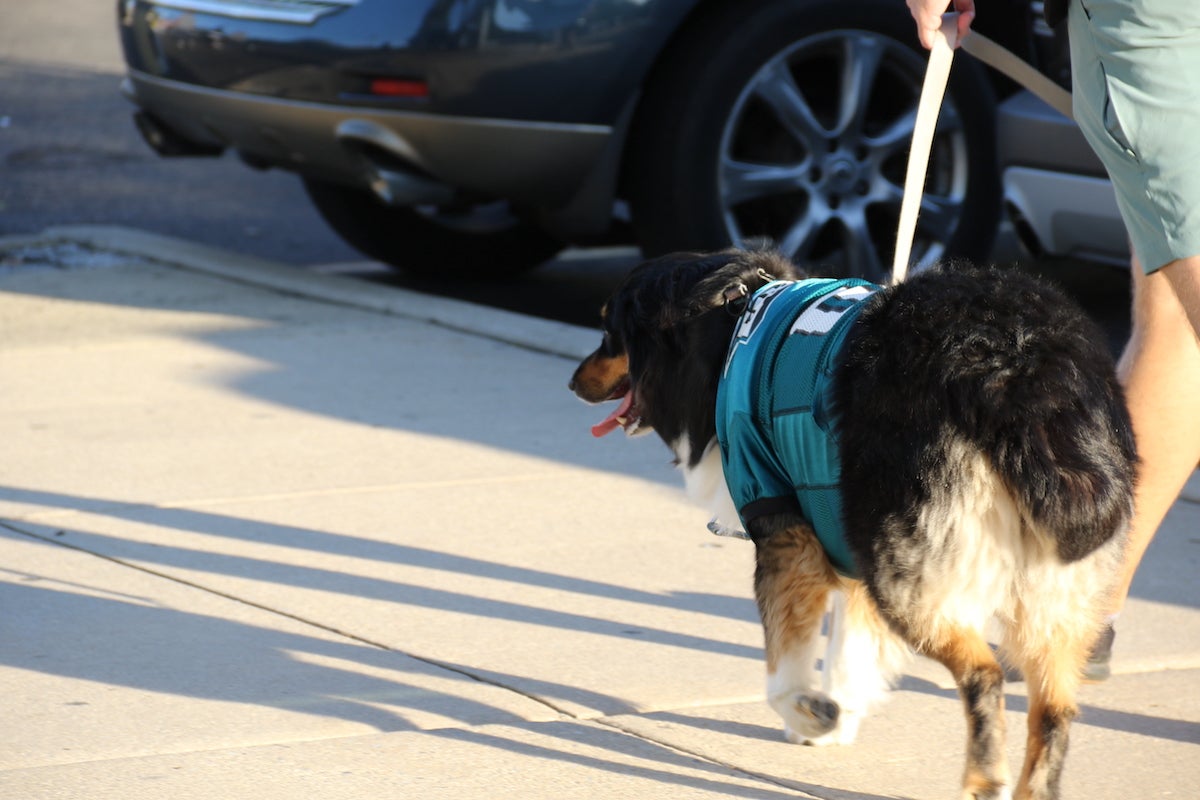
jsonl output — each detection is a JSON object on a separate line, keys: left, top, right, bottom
{"left": 15, "top": 225, "right": 601, "bottom": 362}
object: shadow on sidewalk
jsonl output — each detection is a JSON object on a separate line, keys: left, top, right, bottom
{"left": 0, "top": 576, "right": 515, "bottom": 733}
{"left": 0, "top": 484, "right": 759, "bottom": 650}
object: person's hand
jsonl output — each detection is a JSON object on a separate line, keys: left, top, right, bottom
{"left": 907, "top": 0, "right": 976, "bottom": 49}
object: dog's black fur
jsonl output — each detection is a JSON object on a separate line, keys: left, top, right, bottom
{"left": 835, "top": 259, "right": 1136, "bottom": 566}
{"left": 571, "top": 248, "right": 1136, "bottom": 799}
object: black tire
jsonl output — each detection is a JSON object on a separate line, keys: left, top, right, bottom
{"left": 302, "top": 178, "right": 565, "bottom": 280}
{"left": 627, "top": 0, "right": 1000, "bottom": 283}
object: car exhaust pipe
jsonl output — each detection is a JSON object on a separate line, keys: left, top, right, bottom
{"left": 362, "top": 162, "right": 456, "bottom": 206}
{"left": 335, "top": 119, "right": 455, "bottom": 206}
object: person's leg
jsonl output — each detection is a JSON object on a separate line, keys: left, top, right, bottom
{"left": 1064, "top": 0, "right": 1200, "bottom": 675}
{"left": 1160, "top": 255, "right": 1200, "bottom": 338}
{"left": 1110, "top": 254, "right": 1200, "bottom": 615}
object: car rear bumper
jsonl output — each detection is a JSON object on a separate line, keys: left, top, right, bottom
{"left": 124, "top": 69, "right": 613, "bottom": 207}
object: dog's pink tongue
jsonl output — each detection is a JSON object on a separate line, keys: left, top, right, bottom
{"left": 591, "top": 391, "right": 633, "bottom": 438}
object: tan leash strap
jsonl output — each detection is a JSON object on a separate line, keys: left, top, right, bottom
{"left": 960, "top": 29, "right": 1074, "bottom": 120}
{"left": 892, "top": 15, "right": 957, "bottom": 284}
{"left": 891, "top": 15, "right": 1075, "bottom": 285}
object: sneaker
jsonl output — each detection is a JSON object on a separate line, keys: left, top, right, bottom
{"left": 1083, "top": 622, "right": 1116, "bottom": 682}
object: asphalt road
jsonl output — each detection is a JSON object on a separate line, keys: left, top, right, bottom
{"left": 0, "top": 36, "right": 363, "bottom": 267}
{"left": 0, "top": 2, "right": 1131, "bottom": 348}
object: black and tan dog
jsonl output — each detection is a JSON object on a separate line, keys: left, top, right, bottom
{"left": 570, "top": 248, "right": 1135, "bottom": 800}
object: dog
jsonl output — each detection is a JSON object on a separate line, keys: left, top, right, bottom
{"left": 570, "top": 248, "right": 1135, "bottom": 800}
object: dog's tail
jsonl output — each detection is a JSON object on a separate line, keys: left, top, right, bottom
{"left": 934, "top": 268, "right": 1136, "bottom": 561}
{"left": 980, "top": 365, "right": 1136, "bottom": 562}
{"left": 846, "top": 266, "right": 1137, "bottom": 562}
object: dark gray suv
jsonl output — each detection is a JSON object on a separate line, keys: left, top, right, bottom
{"left": 118, "top": 0, "right": 1122, "bottom": 279}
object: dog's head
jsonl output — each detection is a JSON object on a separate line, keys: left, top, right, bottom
{"left": 570, "top": 248, "right": 802, "bottom": 462}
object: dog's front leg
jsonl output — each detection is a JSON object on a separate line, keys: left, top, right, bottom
{"left": 753, "top": 520, "right": 845, "bottom": 745}
{"left": 817, "top": 581, "right": 908, "bottom": 745}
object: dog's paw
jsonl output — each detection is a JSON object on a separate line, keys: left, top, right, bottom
{"left": 772, "top": 690, "right": 847, "bottom": 744}
{"left": 786, "top": 706, "right": 865, "bottom": 746}
{"left": 795, "top": 692, "right": 839, "bottom": 732}
{"left": 962, "top": 787, "right": 1011, "bottom": 800}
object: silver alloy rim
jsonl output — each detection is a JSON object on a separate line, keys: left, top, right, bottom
{"left": 717, "top": 30, "right": 969, "bottom": 281}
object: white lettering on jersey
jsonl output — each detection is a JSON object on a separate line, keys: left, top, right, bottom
{"left": 789, "top": 285, "right": 876, "bottom": 337}
{"left": 723, "top": 282, "right": 790, "bottom": 377}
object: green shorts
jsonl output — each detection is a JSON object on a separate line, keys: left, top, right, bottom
{"left": 1069, "top": 0, "right": 1200, "bottom": 273}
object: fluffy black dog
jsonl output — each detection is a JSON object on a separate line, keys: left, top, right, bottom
{"left": 571, "top": 249, "right": 1135, "bottom": 800}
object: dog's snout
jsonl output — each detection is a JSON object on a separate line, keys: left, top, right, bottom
{"left": 568, "top": 359, "right": 589, "bottom": 395}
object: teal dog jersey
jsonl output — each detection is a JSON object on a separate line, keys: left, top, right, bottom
{"left": 715, "top": 278, "right": 879, "bottom": 577}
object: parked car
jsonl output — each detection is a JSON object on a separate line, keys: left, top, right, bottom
{"left": 117, "top": 0, "right": 1126, "bottom": 280}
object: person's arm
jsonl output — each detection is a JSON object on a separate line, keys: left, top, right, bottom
{"left": 906, "top": 0, "right": 975, "bottom": 49}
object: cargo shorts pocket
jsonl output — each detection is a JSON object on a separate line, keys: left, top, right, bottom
{"left": 1098, "top": 67, "right": 1139, "bottom": 162}
{"left": 1077, "top": 0, "right": 1139, "bottom": 162}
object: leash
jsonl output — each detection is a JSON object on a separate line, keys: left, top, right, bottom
{"left": 890, "top": 13, "right": 1075, "bottom": 284}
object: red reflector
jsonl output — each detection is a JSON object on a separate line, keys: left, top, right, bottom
{"left": 369, "top": 78, "right": 429, "bottom": 98}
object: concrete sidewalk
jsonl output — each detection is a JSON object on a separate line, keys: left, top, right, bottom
{"left": 0, "top": 227, "right": 1196, "bottom": 799}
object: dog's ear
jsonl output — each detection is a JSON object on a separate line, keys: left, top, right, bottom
{"left": 693, "top": 263, "right": 782, "bottom": 319}
{"left": 682, "top": 275, "right": 745, "bottom": 320}
{"left": 645, "top": 248, "right": 799, "bottom": 327}
{"left": 731, "top": 266, "right": 784, "bottom": 309}
{"left": 720, "top": 281, "right": 751, "bottom": 315}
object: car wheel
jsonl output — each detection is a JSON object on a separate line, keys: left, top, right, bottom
{"left": 628, "top": 0, "right": 999, "bottom": 282}
{"left": 302, "top": 178, "right": 565, "bottom": 279}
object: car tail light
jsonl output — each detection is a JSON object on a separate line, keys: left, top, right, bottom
{"left": 369, "top": 78, "right": 429, "bottom": 98}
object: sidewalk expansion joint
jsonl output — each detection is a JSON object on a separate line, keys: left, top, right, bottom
{"left": 3, "top": 517, "right": 815, "bottom": 795}
{"left": 590, "top": 716, "right": 822, "bottom": 799}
